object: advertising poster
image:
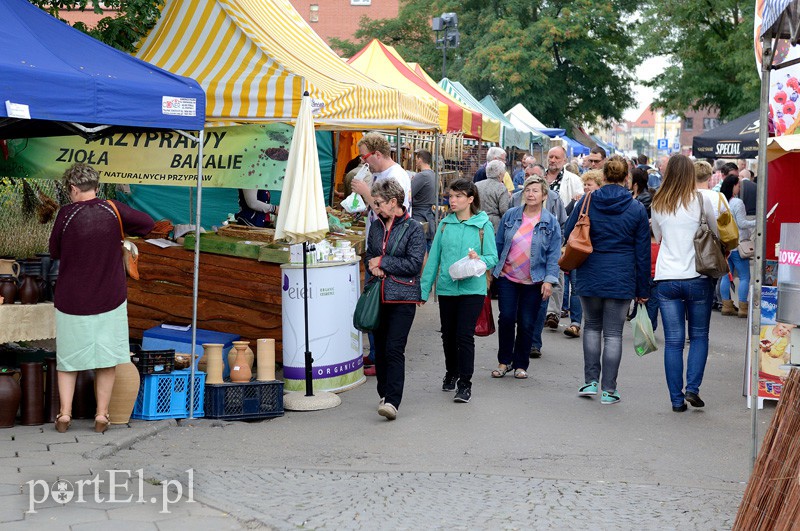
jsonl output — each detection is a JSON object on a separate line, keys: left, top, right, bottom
{"left": 0, "top": 123, "right": 293, "bottom": 188}
{"left": 748, "top": 286, "right": 792, "bottom": 404}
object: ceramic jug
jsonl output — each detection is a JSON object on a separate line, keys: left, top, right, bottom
{"left": 0, "top": 275, "right": 17, "bottom": 304}
{"left": 0, "top": 259, "right": 20, "bottom": 278}
{"left": 229, "top": 342, "right": 253, "bottom": 383}
{"left": 18, "top": 275, "right": 41, "bottom": 305}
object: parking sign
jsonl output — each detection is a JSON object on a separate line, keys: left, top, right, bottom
{"left": 657, "top": 138, "right": 668, "bottom": 150}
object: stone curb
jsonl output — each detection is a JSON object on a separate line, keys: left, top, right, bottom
{"left": 83, "top": 419, "right": 177, "bottom": 461}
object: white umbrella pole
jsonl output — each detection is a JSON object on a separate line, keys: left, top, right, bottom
{"left": 189, "top": 129, "right": 204, "bottom": 418}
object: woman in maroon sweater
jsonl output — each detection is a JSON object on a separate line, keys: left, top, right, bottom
{"left": 49, "top": 163, "right": 154, "bottom": 433}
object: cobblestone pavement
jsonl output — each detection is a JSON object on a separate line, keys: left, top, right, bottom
{"left": 129, "top": 464, "right": 741, "bottom": 530}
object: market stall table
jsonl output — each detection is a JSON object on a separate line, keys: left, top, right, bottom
{"left": 0, "top": 302, "right": 55, "bottom": 343}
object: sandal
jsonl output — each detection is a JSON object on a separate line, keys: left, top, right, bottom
{"left": 564, "top": 325, "right": 581, "bottom": 338}
{"left": 491, "top": 364, "right": 512, "bottom": 378}
{"left": 94, "top": 413, "right": 110, "bottom": 434}
{"left": 514, "top": 368, "right": 529, "bottom": 379}
{"left": 55, "top": 413, "right": 71, "bottom": 433}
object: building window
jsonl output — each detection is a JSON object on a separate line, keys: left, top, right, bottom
{"left": 309, "top": 4, "right": 318, "bottom": 22}
{"left": 703, "top": 117, "right": 720, "bottom": 130}
{"left": 351, "top": 0, "right": 371, "bottom": 5}
{"left": 684, "top": 117, "right": 693, "bottom": 130}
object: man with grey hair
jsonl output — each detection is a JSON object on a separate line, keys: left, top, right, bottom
{"left": 512, "top": 154, "right": 536, "bottom": 191}
{"left": 473, "top": 146, "right": 507, "bottom": 184}
{"left": 738, "top": 168, "right": 757, "bottom": 215}
{"left": 476, "top": 159, "right": 511, "bottom": 231}
{"left": 648, "top": 155, "right": 668, "bottom": 191}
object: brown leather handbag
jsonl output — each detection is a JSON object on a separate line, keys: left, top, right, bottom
{"left": 558, "top": 192, "right": 593, "bottom": 271}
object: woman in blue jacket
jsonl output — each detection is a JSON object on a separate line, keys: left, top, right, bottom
{"left": 563, "top": 156, "right": 651, "bottom": 405}
{"left": 420, "top": 179, "right": 498, "bottom": 404}
{"left": 491, "top": 176, "right": 561, "bottom": 379}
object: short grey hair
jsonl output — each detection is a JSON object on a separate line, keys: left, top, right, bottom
{"left": 523, "top": 175, "right": 550, "bottom": 195}
{"left": 486, "top": 159, "right": 506, "bottom": 181}
{"left": 486, "top": 146, "right": 506, "bottom": 162}
{"left": 371, "top": 177, "right": 406, "bottom": 206}
{"left": 62, "top": 163, "right": 100, "bottom": 192}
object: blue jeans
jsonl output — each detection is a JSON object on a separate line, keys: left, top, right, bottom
{"left": 531, "top": 292, "right": 549, "bottom": 350}
{"left": 580, "top": 297, "right": 630, "bottom": 392}
{"left": 656, "top": 277, "right": 714, "bottom": 407}
{"left": 720, "top": 250, "right": 751, "bottom": 303}
{"left": 568, "top": 272, "right": 583, "bottom": 327}
{"left": 496, "top": 277, "right": 543, "bottom": 371}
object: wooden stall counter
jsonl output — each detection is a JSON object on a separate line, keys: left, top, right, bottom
{"left": 127, "top": 243, "right": 284, "bottom": 360}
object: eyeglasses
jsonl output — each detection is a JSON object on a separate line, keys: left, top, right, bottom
{"left": 587, "top": 158, "right": 604, "bottom": 165}
{"left": 361, "top": 151, "right": 377, "bottom": 163}
{"left": 373, "top": 199, "right": 385, "bottom": 207}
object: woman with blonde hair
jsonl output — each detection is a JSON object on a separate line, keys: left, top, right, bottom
{"left": 651, "top": 155, "right": 719, "bottom": 412}
{"left": 564, "top": 155, "right": 650, "bottom": 405}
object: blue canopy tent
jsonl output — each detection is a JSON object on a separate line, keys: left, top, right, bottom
{"left": 561, "top": 135, "right": 590, "bottom": 157}
{"left": 0, "top": 0, "right": 208, "bottom": 417}
{"left": 0, "top": 0, "right": 205, "bottom": 139}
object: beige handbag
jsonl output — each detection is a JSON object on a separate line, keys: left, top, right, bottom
{"left": 694, "top": 193, "right": 729, "bottom": 278}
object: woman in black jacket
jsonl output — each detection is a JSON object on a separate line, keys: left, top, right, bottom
{"left": 364, "top": 178, "right": 427, "bottom": 420}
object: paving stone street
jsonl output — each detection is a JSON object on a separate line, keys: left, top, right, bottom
{"left": 0, "top": 302, "right": 775, "bottom": 529}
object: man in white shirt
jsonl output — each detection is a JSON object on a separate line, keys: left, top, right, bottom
{"left": 351, "top": 132, "right": 412, "bottom": 221}
{"left": 542, "top": 145, "right": 583, "bottom": 333}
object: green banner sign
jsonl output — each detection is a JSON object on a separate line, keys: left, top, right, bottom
{"left": 0, "top": 123, "right": 293, "bottom": 189}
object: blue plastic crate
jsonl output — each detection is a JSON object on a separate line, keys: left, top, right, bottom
{"left": 141, "top": 326, "right": 239, "bottom": 378}
{"left": 204, "top": 380, "right": 284, "bottom": 420}
{"left": 132, "top": 369, "right": 205, "bottom": 420}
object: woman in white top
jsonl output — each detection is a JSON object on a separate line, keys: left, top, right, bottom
{"left": 651, "top": 155, "right": 719, "bottom": 413}
{"left": 718, "top": 175, "right": 756, "bottom": 318}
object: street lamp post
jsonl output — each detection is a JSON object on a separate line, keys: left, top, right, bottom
{"left": 432, "top": 13, "right": 460, "bottom": 80}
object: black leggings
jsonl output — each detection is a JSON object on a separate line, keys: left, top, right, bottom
{"left": 437, "top": 294, "right": 485, "bottom": 385}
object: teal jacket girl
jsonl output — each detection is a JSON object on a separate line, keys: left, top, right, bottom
{"left": 420, "top": 210, "right": 499, "bottom": 301}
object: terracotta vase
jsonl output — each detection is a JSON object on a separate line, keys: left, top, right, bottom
{"left": 20, "top": 362, "right": 44, "bottom": 426}
{"left": 203, "top": 343, "right": 224, "bottom": 384}
{"left": 256, "top": 338, "right": 276, "bottom": 381}
{"left": 18, "top": 275, "right": 41, "bottom": 305}
{"left": 0, "top": 275, "right": 17, "bottom": 304}
{"left": 227, "top": 340, "right": 254, "bottom": 372}
{"left": 0, "top": 369, "right": 21, "bottom": 428}
{"left": 108, "top": 359, "right": 140, "bottom": 425}
{"left": 44, "top": 357, "right": 60, "bottom": 423}
{"left": 229, "top": 342, "right": 252, "bottom": 383}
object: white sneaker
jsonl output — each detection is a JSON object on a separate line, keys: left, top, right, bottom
{"left": 377, "top": 402, "right": 397, "bottom": 420}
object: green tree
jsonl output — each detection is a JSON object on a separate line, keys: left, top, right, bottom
{"left": 632, "top": 137, "right": 650, "bottom": 155}
{"left": 27, "top": 1, "right": 162, "bottom": 52}
{"left": 637, "top": 0, "right": 759, "bottom": 120}
{"left": 332, "top": 0, "right": 640, "bottom": 128}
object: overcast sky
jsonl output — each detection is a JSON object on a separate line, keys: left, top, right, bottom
{"left": 623, "top": 55, "right": 669, "bottom": 122}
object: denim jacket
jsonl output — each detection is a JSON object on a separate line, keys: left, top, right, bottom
{"left": 492, "top": 206, "right": 561, "bottom": 286}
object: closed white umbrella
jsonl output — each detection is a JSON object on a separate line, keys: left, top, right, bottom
{"left": 275, "top": 91, "right": 339, "bottom": 411}
{"left": 274, "top": 92, "right": 329, "bottom": 243}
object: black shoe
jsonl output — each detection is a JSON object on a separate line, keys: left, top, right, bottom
{"left": 454, "top": 386, "right": 471, "bottom": 403}
{"left": 561, "top": 310, "right": 569, "bottom": 318}
{"left": 685, "top": 392, "right": 705, "bottom": 408}
{"left": 544, "top": 313, "right": 559, "bottom": 329}
{"left": 442, "top": 374, "right": 457, "bottom": 392}
{"left": 672, "top": 403, "right": 688, "bottom": 412}
{"left": 529, "top": 347, "right": 542, "bottom": 359}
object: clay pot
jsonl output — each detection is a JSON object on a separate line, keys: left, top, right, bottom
{"left": 18, "top": 275, "right": 41, "bottom": 305}
{"left": 227, "top": 341, "right": 254, "bottom": 372}
{"left": 0, "top": 259, "right": 20, "bottom": 278}
{"left": 44, "top": 358, "right": 60, "bottom": 423}
{"left": 229, "top": 341, "right": 252, "bottom": 383}
{"left": 108, "top": 359, "right": 140, "bottom": 425}
{"left": 202, "top": 344, "right": 224, "bottom": 384}
{"left": 72, "top": 370, "right": 96, "bottom": 420}
{"left": 256, "top": 338, "right": 276, "bottom": 381}
{"left": 0, "top": 275, "right": 17, "bottom": 304}
{"left": 0, "top": 369, "right": 21, "bottom": 428}
{"left": 20, "top": 362, "right": 44, "bottom": 426}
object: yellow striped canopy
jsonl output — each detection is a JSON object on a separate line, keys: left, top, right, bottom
{"left": 135, "top": 0, "right": 439, "bottom": 130}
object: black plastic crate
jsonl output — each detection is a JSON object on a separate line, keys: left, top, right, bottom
{"left": 204, "top": 380, "right": 284, "bottom": 420}
{"left": 131, "top": 347, "right": 175, "bottom": 375}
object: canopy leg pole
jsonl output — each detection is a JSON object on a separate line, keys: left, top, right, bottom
{"left": 303, "top": 241, "right": 314, "bottom": 397}
{"left": 189, "top": 129, "right": 204, "bottom": 419}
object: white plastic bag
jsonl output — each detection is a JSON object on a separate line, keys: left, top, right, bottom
{"left": 448, "top": 254, "right": 487, "bottom": 280}
{"left": 341, "top": 192, "right": 368, "bottom": 214}
{"left": 351, "top": 163, "right": 373, "bottom": 186}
